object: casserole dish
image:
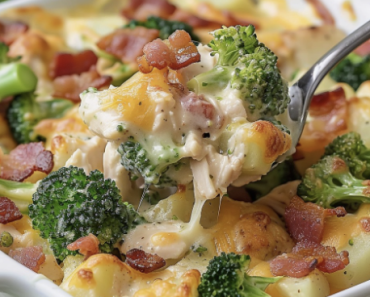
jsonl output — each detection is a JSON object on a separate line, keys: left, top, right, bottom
{"left": 0, "top": 0, "right": 370, "bottom": 297}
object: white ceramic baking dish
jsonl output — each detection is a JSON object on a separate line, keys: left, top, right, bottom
{"left": 0, "top": 0, "right": 370, "bottom": 296}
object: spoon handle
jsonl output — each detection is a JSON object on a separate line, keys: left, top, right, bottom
{"left": 289, "top": 20, "right": 370, "bottom": 146}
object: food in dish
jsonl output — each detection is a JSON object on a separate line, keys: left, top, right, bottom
{"left": 1, "top": 0, "right": 370, "bottom": 296}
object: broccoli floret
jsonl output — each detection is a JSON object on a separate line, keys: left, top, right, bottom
{"left": 188, "top": 25, "right": 289, "bottom": 121}
{"left": 329, "top": 53, "right": 370, "bottom": 90}
{"left": 0, "top": 178, "right": 38, "bottom": 213}
{"left": 0, "top": 42, "right": 37, "bottom": 100}
{"left": 7, "top": 92, "right": 74, "bottom": 144}
{"left": 245, "top": 158, "right": 300, "bottom": 200}
{"left": 323, "top": 132, "right": 370, "bottom": 179}
{"left": 117, "top": 136, "right": 183, "bottom": 186}
{"left": 198, "top": 252, "right": 281, "bottom": 297}
{"left": 297, "top": 155, "right": 370, "bottom": 211}
{"left": 124, "top": 16, "right": 199, "bottom": 41}
{"left": 28, "top": 166, "right": 146, "bottom": 261}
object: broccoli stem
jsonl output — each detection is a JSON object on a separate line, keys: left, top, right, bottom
{"left": 0, "top": 63, "right": 38, "bottom": 100}
{"left": 187, "top": 66, "right": 231, "bottom": 94}
{"left": 0, "top": 178, "right": 38, "bottom": 213}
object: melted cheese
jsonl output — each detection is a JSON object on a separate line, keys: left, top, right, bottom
{"left": 60, "top": 254, "right": 173, "bottom": 297}
{"left": 122, "top": 191, "right": 207, "bottom": 261}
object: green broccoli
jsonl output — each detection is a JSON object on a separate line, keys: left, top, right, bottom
{"left": 0, "top": 178, "right": 38, "bottom": 213}
{"left": 245, "top": 158, "right": 300, "bottom": 200}
{"left": 323, "top": 132, "right": 370, "bottom": 179}
{"left": 28, "top": 166, "right": 147, "bottom": 261}
{"left": 187, "top": 25, "right": 289, "bottom": 121}
{"left": 7, "top": 92, "right": 74, "bottom": 144}
{"left": 198, "top": 252, "right": 281, "bottom": 297}
{"left": 297, "top": 155, "right": 370, "bottom": 211}
{"left": 117, "top": 136, "right": 184, "bottom": 186}
{"left": 124, "top": 16, "right": 200, "bottom": 41}
{"left": 329, "top": 53, "right": 370, "bottom": 90}
{"left": 0, "top": 42, "right": 37, "bottom": 100}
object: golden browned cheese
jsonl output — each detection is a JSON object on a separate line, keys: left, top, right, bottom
{"left": 133, "top": 270, "right": 201, "bottom": 297}
{"left": 60, "top": 254, "right": 173, "bottom": 297}
{"left": 250, "top": 121, "right": 292, "bottom": 164}
{"left": 100, "top": 68, "right": 171, "bottom": 132}
{"left": 211, "top": 197, "right": 294, "bottom": 261}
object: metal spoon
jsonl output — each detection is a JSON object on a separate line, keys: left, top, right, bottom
{"left": 288, "top": 20, "right": 370, "bottom": 147}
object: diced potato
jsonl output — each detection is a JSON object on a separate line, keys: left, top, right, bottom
{"left": 322, "top": 204, "right": 370, "bottom": 291}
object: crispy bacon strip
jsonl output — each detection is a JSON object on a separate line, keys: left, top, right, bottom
{"left": 9, "top": 246, "right": 46, "bottom": 272}
{"left": 121, "top": 0, "right": 176, "bottom": 21}
{"left": 270, "top": 240, "right": 349, "bottom": 277}
{"left": 293, "top": 241, "right": 349, "bottom": 273}
{"left": 270, "top": 253, "right": 318, "bottom": 278}
{"left": 97, "top": 27, "right": 159, "bottom": 64}
{"left": 285, "top": 196, "right": 346, "bottom": 243}
{"left": 271, "top": 197, "right": 349, "bottom": 278}
{"left": 0, "top": 197, "right": 22, "bottom": 224}
{"left": 137, "top": 30, "right": 200, "bottom": 73}
{"left": 0, "top": 20, "right": 29, "bottom": 45}
{"left": 169, "top": 9, "right": 220, "bottom": 29}
{"left": 0, "top": 142, "right": 54, "bottom": 182}
{"left": 67, "top": 234, "right": 100, "bottom": 259}
{"left": 125, "top": 248, "right": 166, "bottom": 273}
{"left": 49, "top": 50, "right": 98, "bottom": 79}
{"left": 299, "top": 87, "right": 348, "bottom": 152}
{"left": 52, "top": 68, "right": 112, "bottom": 102}
{"left": 306, "top": 0, "right": 335, "bottom": 25}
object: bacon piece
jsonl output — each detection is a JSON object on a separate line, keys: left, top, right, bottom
{"left": 169, "top": 9, "right": 221, "bottom": 29}
{"left": 180, "top": 92, "right": 224, "bottom": 131}
{"left": 67, "top": 234, "right": 100, "bottom": 259}
{"left": 121, "top": 0, "right": 176, "bottom": 21}
{"left": 0, "top": 197, "right": 22, "bottom": 224}
{"left": 9, "top": 246, "right": 46, "bottom": 272}
{"left": 299, "top": 87, "right": 348, "bottom": 152}
{"left": 49, "top": 50, "right": 98, "bottom": 79}
{"left": 125, "top": 248, "right": 166, "bottom": 273}
{"left": 354, "top": 40, "right": 370, "bottom": 57}
{"left": 97, "top": 27, "right": 159, "bottom": 64}
{"left": 293, "top": 241, "right": 349, "bottom": 273}
{"left": 306, "top": 0, "right": 335, "bottom": 25}
{"left": 270, "top": 253, "right": 318, "bottom": 278}
{"left": 270, "top": 240, "right": 349, "bottom": 277}
{"left": 0, "top": 142, "right": 54, "bottom": 182}
{"left": 0, "top": 20, "right": 29, "bottom": 45}
{"left": 52, "top": 68, "right": 112, "bottom": 102}
{"left": 272, "top": 197, "right": 349, "bottom": 278}
{"left": 180, "top": 93, "right": 214, "bottom": 119}
{"left": 285, "top": 196, "right": 346, "bottom": 243}
{"left": 138, "top": 30, "right": 200, "bottom": 73}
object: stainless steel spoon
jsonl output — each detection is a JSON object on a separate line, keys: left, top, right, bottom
{"left": 288, "top": 20, "right": 370, "bottom": 147}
